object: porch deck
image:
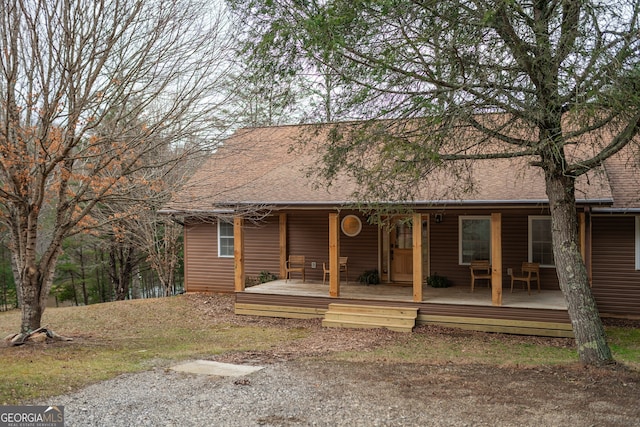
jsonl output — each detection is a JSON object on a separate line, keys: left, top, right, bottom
{"left": 243, "top": 279, "right": 567, "bottom": 310}
{"left": 237, "top": 280, "right": 573, "bottom": 337}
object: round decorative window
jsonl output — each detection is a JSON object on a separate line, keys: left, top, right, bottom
{"left": 341, "top": 215, "right": 362, "bottom": 237}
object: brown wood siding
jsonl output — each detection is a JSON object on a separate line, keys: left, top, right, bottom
{"left": 286, "top": 211, "right": 329, "bottom": 281}
{"left": 184, "top": 222, "right": 234, "bottom": 293}
{"left": 428, "top": 209, "right": 559, "bottom": 290}
{"left": 235, "top": 292, "right": 571, "bottom": 324}
{"left": 286, "top": 210, "right": 378, "bottom": 283}
{"left": 428, "top": 210, "right": 461, "bottom": 283}
{"left": 184, "top": 207, "right": 567, "bottom": 295}
{"left": 339, "top": 211, "right": 379, "bottom": 282}
{"left": 244, "top": 216, "right": 281, "bottom": 279}
{"left": 501, "top": 209, "right": 560, "bottom": 290}
{"left": 591, "top": 215, "right": 640, "bottom": 318}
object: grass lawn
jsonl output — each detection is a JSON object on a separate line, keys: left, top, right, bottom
{"left": 1, "top": 294, "right": 638, "bottom": 405}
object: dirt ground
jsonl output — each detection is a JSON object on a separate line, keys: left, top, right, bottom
{"left": 187, "top": 294, "right": 640, "bottom": 426}
{"left": 7, "top": 294, "right": 638, "bottom": 425}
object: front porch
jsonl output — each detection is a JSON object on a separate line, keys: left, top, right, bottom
{"left": 231, "top": 212, "right": 575, "bottom": 337}
{"left": 243, "top": 279, "right": 567, "bottom": 310}
{"left": 236, "top": 280, "right": 573, "bottom": 338}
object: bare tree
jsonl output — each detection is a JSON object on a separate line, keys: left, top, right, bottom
{"left": 94, "top": 144, "right": 204, "bottom": 299}
{"left": 138, "top": 215, "right": 182, "bottom": 297}
{"left": 0, "top": 0, "right": 235, "bottom": 340}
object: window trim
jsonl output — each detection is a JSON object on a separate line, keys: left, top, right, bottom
{"left": 529, "top": 215, "right": 555, "bottom": 267}
{"left": 217, "top": 220, "right": 234, "bottom": 258}
{"left": 459, "top": 215, "right": 491, "bottom": 265}
{"left": 636, "top": 216, "right": 640, "bottom": 270}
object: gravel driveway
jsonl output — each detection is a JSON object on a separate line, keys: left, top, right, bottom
{"left": 24, "top": 294, "right": 640, "bottom": 426}
{"left": 36, "top": 357, "right": 640, "bottom": 426}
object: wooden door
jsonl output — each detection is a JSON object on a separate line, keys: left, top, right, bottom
{"left": 390, "top": 220, "right": 413, "bottom": 282}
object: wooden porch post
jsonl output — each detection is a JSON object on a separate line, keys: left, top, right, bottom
{"left": 490, "top": 213, "right": 502, "bottom": 306}
{"left": 329, "top": 213, "right": 340, "bottom": 297}
{"left": 279, "top": 213, "right": 287, "bottom": 279}
{"left": 580, "top": 210, "right": 593, "bottom": 287}
{"left": 412, "top": 213, "right": 423, "bottom": 302}
{"left": 579, "top": 212, "right": 586, "bottom": 262}
{"left": 234, "top": 217, "right": 245, "bottom": 292}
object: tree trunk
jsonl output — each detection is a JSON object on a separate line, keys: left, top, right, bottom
{"left": 17, "top": 254, "right": 61, "bottom": 334}
{"left": 545, "top": 171, "right": 613, "bottom": 365}
{"left": 131, "top": 265, "right": 141, "bottom": 300}
{"left": 19, "top": 268, "right": 44, "bottom": 334}
{"left": 71, "top": 272, "right": 79, "bottom": 306}
{"left": 158, "top": 246, "right": 178, "bottom": 297}
{"left": 7, "top": 201, "right": 65, "bottom": 335}
{"left": 10, "top": 252, "right": 22, "bottom": 309}
{"left": 79, "top": 245, "right": 89, "bottom": 305}
{"left": 167, "top": 267, "right": 175, "bottom": 297}
{"left": 109, "top": 245, "right": 135, "bottom": 301}
{"left": 96, "top": 246, "right": 109, "bottom": 302}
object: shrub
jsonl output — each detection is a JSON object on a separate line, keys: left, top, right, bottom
{"left": 257, "top": 271, "right": 278, "bottom": 283}
{"left": 245, "top": 271, "right": 278, "bottom": 288}
{"left": 358, "top": 269, "right": 380, "bottom": 285}
{"left": 427, "top": 273, "right": 450, "bottom": 288}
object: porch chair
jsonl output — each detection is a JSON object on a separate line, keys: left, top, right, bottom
{"left": 285, "top": 255, "right": 306, "bottom": 282}
{"left": 509, "top": 262, "right": 540, "bottom": 295}
{"left": 469, "top": 260, "right": 491, "bottom": 292}
{"left": 322, "top": 257, "right": 348, "bottom": 285}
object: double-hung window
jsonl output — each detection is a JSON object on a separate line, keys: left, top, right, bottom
{"left": 529, "top": 216, "right": 554, "bottom": 267}
{"left": 218, "top": 220, "right": 234, "bottom": 258}
{"left": 459, "top": 216, "right": 491, "bottom": 264}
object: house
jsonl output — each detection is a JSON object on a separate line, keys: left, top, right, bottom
{"left": 163, "top": 123, "right": 640, "bottom": 337}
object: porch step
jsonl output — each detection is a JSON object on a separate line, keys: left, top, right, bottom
{"left": 322, "top": 303, "right": 418, "bottom": 333}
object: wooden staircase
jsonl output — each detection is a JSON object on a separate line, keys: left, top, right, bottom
{"left": 322, "top": 303, "right": 418, "bottom": 333}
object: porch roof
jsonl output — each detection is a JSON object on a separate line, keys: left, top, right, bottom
{"left": 166, "top": 122, "right": 638, "bottom": 213}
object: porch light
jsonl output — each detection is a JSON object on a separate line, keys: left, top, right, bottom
{"left": 341, "top": 215, "right": 362, "bottom": 237}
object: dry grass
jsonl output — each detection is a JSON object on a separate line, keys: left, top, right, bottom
{"left": 328, "top": 324, "right": 579, "bottom": 366}
{"left": 1, "top": 294, "right": 638, "bottom": 405}
{"left": 0, "top": 295, "right": 307, "bottom": 404}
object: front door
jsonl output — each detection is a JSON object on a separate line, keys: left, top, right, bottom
{"left": 390, "top": 220, "right": 413, "bottom": 282}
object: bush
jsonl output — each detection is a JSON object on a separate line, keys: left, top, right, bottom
{"left": 245, "top": 276, "right": 259, "bottom": 287}
{"left": 257, "top": 271, "right": 278, "bottom": 283}
{"left": 427, "top": 273, "right": 450, "bottom": 288}
{"left": 358, "top": 269, "right": 380, "bottom": 285}
{"left": 245, "top": 271, "right": 278, "bottom": 288}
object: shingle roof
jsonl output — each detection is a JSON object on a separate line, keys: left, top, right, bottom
{"left": 601, "top": 148, "right": 640, "bottom": 209}
{"left": 166, "top": 123, "right": 639, "bottom": 212}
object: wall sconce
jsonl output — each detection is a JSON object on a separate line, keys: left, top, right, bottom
{"left": 434, "top": 213, "right": 443, "bottom": 223}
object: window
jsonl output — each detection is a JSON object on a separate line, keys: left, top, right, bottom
{"left": 218, "top": 220, "right": 234, "bottom": 258}
{"left": 459, "top": 216, "right": 491, "bottom": 264}
{"left": 395, "top": 220, "right": 413, "bottom": 249}
{"left": 636, "top": 216, "right": 640, "bottom": 270}
{"left": 529, "top": 216, "right": 554, "bottom": 267}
